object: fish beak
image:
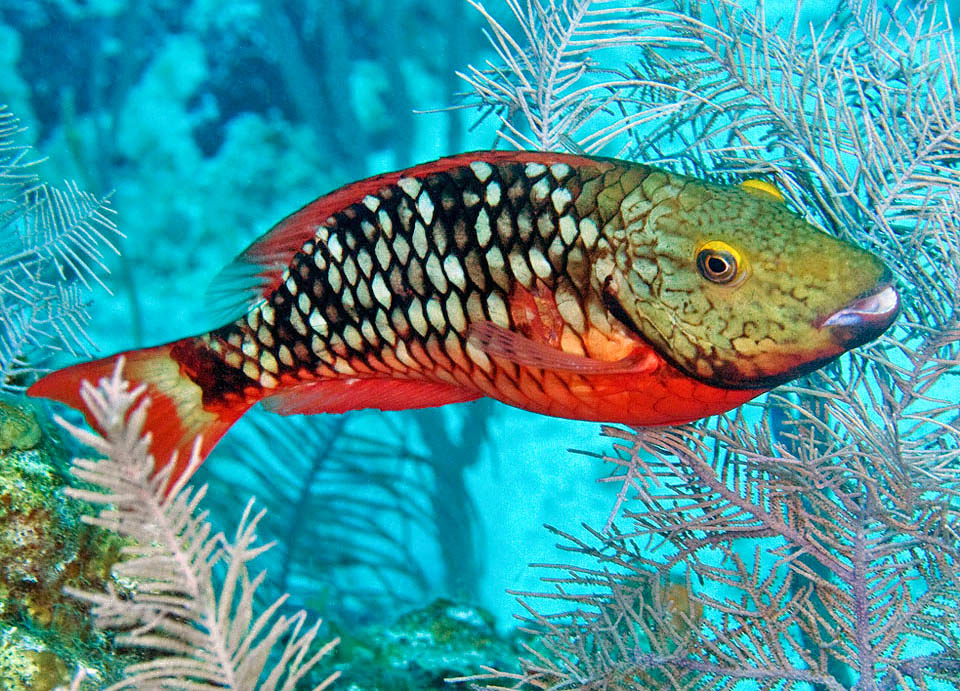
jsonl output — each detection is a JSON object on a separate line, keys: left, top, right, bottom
{"left": 820, "top": 283, "right": 900, "bottom": 348}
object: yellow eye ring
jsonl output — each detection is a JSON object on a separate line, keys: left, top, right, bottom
{"left": 697, "top": 241, "right": 745, "bottom": 285}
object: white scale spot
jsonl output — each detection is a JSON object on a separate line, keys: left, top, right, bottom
{"left": 378, "top": 209, "right": 394, "bottom": 238}
{"left": 470, "top": 160, "right": 493, "bottom": 182}
{"left": 375, "top": 309, "right": 397, "bottom": 345}
{"left": 311, "top": 334, "right": 326, "bottom": 357}
{"left": 550, "top": 163, "right": 571, "bottom": 180}
{"left": 528, "top": 247, "right": 552, "bottom": 279}
{"left": 372, "top": 273, "right": 392, "bottom": 308}
{"left": 426, "top": 297, "right": 446, "bottom": 331}
{"left": 509, "top": 252, "right": 534, "bottom": 286}
{"left": 261, "top": 304, "right": 276, "bottom": 326}
{"left": 394, "top": 340, "right": 421, "bottom": 370}
{"left": 328, "top": 264, "right": 342, "bottom": 293}
{"left": 257, "top": 325, "right": 274, "bottom": 348}
{"left": 332, "top": 358, "right": 357, "bottom": 375}
{"left": 356, "top": 280, "right": 373, "bottom": 308}
{"left": 485, "top": 246, "right": 510, "bottom": 291}
{"left": 225, "top": 351, "right": 243, "bottom": 368}
{"left": 556, "top": 291, "right": 586, "bottom": 333}
{"left": 375, "top": 237, "right": 392, "bottom": 270}
{"left": 343, "top": 256, "right": 359, "bottom": 286}
{"left": 363, "top": 194, "right": 380, "bottom": 211}
{"left": 398, "top": 176, "right": 422, "bottom": 198}
{"left": 551, "top": 186, "right": 573, "bottom": 214}
{"left": 594, "top": 255, "right": 616, "bottom": 285}
{"left": 309, "top": 309, "right": 329, "bottom": 335}
{"left": 393, "top": 234, "right": 411, "bottom": 264}
{"left": 361, "top": 320, "right": 378, "bottom": 345}
{"left": 580, "top": 217, "right": 599, "bottom": 248}
{"left": 260, "top": 350, "right": 279, "bottom": 374}
{"left": 412, "top": 221, "right": 429, "bottom": 258}
{"left": 243, "top": 361, "right": 260, "bottom": 380}
{"left": 485, "top": 181, "right": 501, "bottom": 207}
{"left": 246, "top": 309, "right": 260, "bottom": 330}
{"left": 425, "top": 253, "right": 448, "bottom": 293}
{"left": 443, "top": 254, "right": 467, "bottom": 291}
{"left": 315, "top": 226, "right": 330, "bottom": 243}
{"left": 278, "top": 344, "right": 294, "bottom": 367}
{"left": 446, "top": 293, "right": 467, "bottom": 332}
{"left": 314, "top": 252, "right": 327, "bottom": 271}
{"left": 531, "top": 176, "right": 551, "bottom": 203}
{"left": 297, "top": 292, "right": 310, "bottom": 316}
{"left": 465, "top": 341, "right": 491, "bottom": 374}
{"left": 408, "top": 298, "right": 429, "bottom": 336}
{"left": 242, "top": 337, "right": 259, "bottom": 359}
{"left": 327, "top": 235, "right": 344, "bottom": 262}
{"left": 559, "top": 214, "right": 578, "bottom": 245}
{"left": 343, "top": 324, "right": 364, "bottom": 351}
{"left": 357, "top": 248, "right": 374, "bottom": 278}
{"left": 361, "top": 220, "right": 376, "bottom": 241}
{"left": 486, "top": 291, "right": 509, "bottom": 327}
{"left": 290, "top": 309, "right": 308, "bottom": 336}
{"left": 525, "top": 162, "right": 547, "bottom": 177}
{"left": 285, "top": 276, "right": 298, "bottom": 296}
{"left": 475, "top": 208, "right": 491, "bottom": 247}
{"left": 417, "top": 191, "right": 435, "bottom": 225}
{"left": 463, "top": 190, "right": 481, "bottom": 207}
{"left": 548, "top": 235, "right": 566, "bottom": 267}
{"left": 260, "top": 371, "right": 279, "bottom": 389}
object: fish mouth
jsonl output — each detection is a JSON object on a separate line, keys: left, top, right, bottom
{"left": 818, "top": 282, "right": 900, "bottom": 349}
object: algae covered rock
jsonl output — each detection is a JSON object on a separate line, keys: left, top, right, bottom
{"left": 0, "top": 396, "right": 138, "bottom": 690}
{"left": 333, "top": 598, "right": 525, "bottom": 690}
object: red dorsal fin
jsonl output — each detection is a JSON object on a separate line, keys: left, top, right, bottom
{"left": 262, "top": 378, "right": 481, "bottom": 416}
{"left": 210, "top": 151, "right": 609, "bottom": 319}
{"left": 467, "top": 321, "right": 658, "bottom": 375}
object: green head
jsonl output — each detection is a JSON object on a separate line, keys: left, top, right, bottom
{"left": 605, "top": 168, "right": 899, "bottom": 389}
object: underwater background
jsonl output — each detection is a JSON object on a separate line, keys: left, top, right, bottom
{"left": 1, "top": 0, "right": 959, "bottom": 689}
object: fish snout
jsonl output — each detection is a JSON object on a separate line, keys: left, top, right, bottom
{"left": 819, "top": 282, "right": 900, "bottom": 349}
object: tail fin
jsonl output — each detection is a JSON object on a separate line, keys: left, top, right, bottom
{"left": 28, "top": 339, "right": 252, "bottom": 484}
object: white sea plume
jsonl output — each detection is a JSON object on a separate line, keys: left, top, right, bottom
{"left": 58, "top": 358, "right": 340, "bottom": 690}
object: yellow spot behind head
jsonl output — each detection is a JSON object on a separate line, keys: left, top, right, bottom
{"left": 741, "top": 178, "right": 785, "bottom": 202}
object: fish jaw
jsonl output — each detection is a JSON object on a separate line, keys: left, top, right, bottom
{"left": 819, "top": 282, "right": 900, "bottom": 349}
{"left": 700, "top": 279, "right": 901, "bottom": 390}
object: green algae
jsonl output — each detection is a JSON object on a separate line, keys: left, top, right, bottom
{"left": 0, "top": 396, "right": 139, "bottom": 689}
{"left": 332, "top": 598, "right": 524, "bottom": 690}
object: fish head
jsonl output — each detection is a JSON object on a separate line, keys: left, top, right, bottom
{"left": 608, "top": 174, "right": 899, "bottom": 389}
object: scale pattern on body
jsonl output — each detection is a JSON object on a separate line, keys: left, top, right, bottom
{"left": 191, "top": 154, "right": 698, "bottom": 421}
{"left": 29, "top": 150, "right": 898, "bottom": 483}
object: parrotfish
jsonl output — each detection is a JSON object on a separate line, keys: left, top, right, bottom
{"left": 29, "top": 151, "right": 899, "bottom": 480}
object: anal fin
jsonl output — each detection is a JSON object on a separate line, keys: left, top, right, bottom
{"left": 262, "top": 377, "right": 481, "bottom": 416}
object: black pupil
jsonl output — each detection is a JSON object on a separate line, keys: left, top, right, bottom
{"left": 707, "top": 255, "right": 729, "bottom": 275}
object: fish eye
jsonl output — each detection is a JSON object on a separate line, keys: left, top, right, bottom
{"left": 697, "top": 241, "right": 742, "bottom": 284}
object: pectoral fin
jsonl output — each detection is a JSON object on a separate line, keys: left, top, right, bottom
{"left": 467, "top": 321, "right": 657, "bottom": 375}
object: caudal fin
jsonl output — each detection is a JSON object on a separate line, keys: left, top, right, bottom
{"left": 28, "top": 339, "right": 251, "bottom": 484}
